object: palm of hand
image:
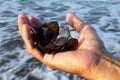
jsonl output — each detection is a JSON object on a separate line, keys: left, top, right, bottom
{"left": 18, "top": 13, "right": 105, "bottom": 79}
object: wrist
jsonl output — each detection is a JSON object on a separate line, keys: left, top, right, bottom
{"left": 92, "top": 52, "right": 120, "bottom": 80}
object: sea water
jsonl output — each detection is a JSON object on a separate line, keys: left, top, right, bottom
{"left": 0, "top": 0, "right": 120, "bottom": 80}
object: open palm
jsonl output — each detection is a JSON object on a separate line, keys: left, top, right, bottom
{"left": 18, "top": 13, "right": 106, "bottom": 79}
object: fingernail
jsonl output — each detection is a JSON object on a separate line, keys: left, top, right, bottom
{"left": 69, "top": 16, "right": 73, "bottom": 26}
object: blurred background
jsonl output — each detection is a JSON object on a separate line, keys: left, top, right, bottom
{"left": 0, "top": 0, "right": 120, "bottom": 80}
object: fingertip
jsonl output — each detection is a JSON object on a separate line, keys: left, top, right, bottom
{"left": 66, "top": 13, "right": 84, "bottom": 32}
{"left": 28, "top": 16, "right": 37, "bottom": 23}
{"left": 18, "top": 13, "right": 26, "bottom": 19}
{"left": 66, "top": 13, "right": 73, "bottom": 23}
{"left": 66, "top": 13, "right": 73, "bottom": 18}
{"left": 18, "top": 13, "right": 27, "bottom": 36}
{"left": 18, "top": 13, "right": 28, "bottom": 27}
{"left": 28, "top": 16, "right": 34, "bottom": 20}
{"left": 28, "top": 16, "right": 41, "bottom": 27}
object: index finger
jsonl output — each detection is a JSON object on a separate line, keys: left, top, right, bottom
{"left": 66, "top": 13, "right": 85, "bottom": 33}
{"left": 18, "top": 13, "right": 34, "bottom": 36}
{"left": 18, "top": 13, "right": 30, "bottom": 36}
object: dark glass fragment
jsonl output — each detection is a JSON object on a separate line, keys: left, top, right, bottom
{"left": 30, "top": 21, "right": 78, "bottom": 53}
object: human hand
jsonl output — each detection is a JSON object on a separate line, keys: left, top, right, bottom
{"left": 18, "top": 13, "right": 116, "bottom": 80}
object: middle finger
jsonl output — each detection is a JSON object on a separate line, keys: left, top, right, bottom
{"left": 18, "top": 13, "right": 33, "bottom": 36}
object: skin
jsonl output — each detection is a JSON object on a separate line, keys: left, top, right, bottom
{"left": 18, "top": 13, "right": 120, "bottom": 80}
